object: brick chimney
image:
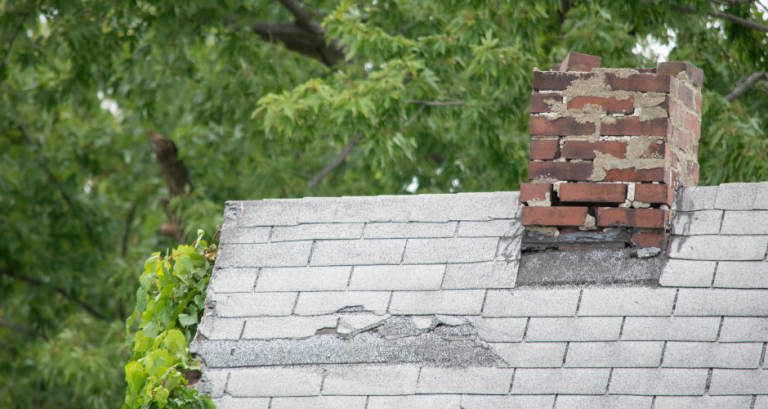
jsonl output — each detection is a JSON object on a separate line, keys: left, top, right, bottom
{"left": 521, "top": 52, "right": 703, "bottom": 250}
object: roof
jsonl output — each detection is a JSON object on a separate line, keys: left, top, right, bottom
{"left": 191, "top": 182, "right": 768, "bottom": 408}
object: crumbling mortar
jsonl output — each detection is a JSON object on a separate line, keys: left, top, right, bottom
{"left": 590, "top": 136, "right": 666, "bottom": 181}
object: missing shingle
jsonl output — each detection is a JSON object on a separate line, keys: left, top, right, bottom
{"left": 315, "top": 327, "right": 337, "bottom": 335}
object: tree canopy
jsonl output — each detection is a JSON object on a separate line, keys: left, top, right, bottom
{"left": 1, "top": 0, "right": 766, "bottom": 406}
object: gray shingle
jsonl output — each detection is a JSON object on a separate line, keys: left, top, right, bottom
{"left": 757, "top": 396, "right": 768, "bottom": 409}
{"left": 219, "top": 227, "right": 272, "bottom": 244}
{"left": 719, "top": 318, "right": 768, "bottom": 342}
{"left": 461, "top": 395, "right": 555, "bottom": 409}
{"left": 294, "top": 291, "right": 390, "bottom": 316}
{"left": 465, "top": 317, "right": 528, "bottom": 342}
{"left": 255, "top": 267, "right": 351, "bottom": 292}
{"left": 322, "top": 365, "right": 420, "bottom": 395}
{"left": 200, "top": 368, "right": 228, "bottom": 398}
{"left": 333, "top": 196, "right": 377, "bottom": 222}
{"left": 494, "top": 342, "right": 567, "bottom": 367}
{"left": 225, "top": 199, "right": 301, "bottom": 227}
{"left": 659, "top": 260, "right": 716, "bottom": 288}
{"left": 212, "top": 396, "right": 270, "bottom": 409}
{"left": 554, "top": 396, "right": 653, "bottom": 409}
{"left": 715, "top": 183, "right": 760, "bottom": 210}
{"left": 654, "top": 396, "right": 754, "bottom": 409}
{"left": 609, "top": 368, "right": 708, "bottom": 395}
{"left": 483, "top": 289, "right": 581, "bottom": 317}
{"left": 676, "top": 186, "right": 718, "bottom": 211}
{"left": 442, "top": 261, "right": 518, "bottom": 289}
{"left": 755, "top": 182, "right": 768, "bottom": 210}
{"left": 210, "top": 269, "right": 259, "bottom": 293}
{"left": 363, "top": 222, "right": 456, "bottom": 239}
{"left": 525, "top": 317, "right": 623, "bottom": 341}
{"left": 226, "top": 367, "right": 323, "bottom": 397}
{"left": 565, "top": 341, "right": 663, "bottom": 367}
{"left": 368, "top": 395, "right": 462, "bottom": 409}
{"left": 310, "top": 239, "right": 406, "bottom": 266}
{"left": 721, "top": 211, "right": 768, "bottom": 235}
{"left": 297, "top": 197, "right": 339, "bottom": 224}
{"left": 242, "top": 316, "right": 338, "bottom": 339}
{"left": 271, "top": 223, "right": 363, "bottom": 242}
{"left": 271, "top": 397, "right": 367, "bottom": 409}
{"left": 578, "top": 288, "right": 676, "bottom": 316}
{"left": 662, "top": 342, "right": 762, "bottom": 368}
{"left": 674, "top": 289, "right": 768, "bottom": 316}
{"left": 389, "top": 290, "right": 486, "bottom": 315}
{"left": 198, "top": 317, "right": 244, "bottom": 340}
{"left": 212, "top": 292, "right": 297, "bottom": 317}
{"left": 496, "top": 236, "right": 522, "bottom": 262}
{"left": 709, "top": 369, "right": 768, "bottom": 395}
{"left": 216, "top": 242, "right": 313, "bottom": 268}
{"left": 714, "top": 261, "right": 768, "bottom": 289}
{"left": 621, "top": 317, "right": 721, "bottom": 341}
{"left": 667, "top": 235, "right": 768, "bottom": 261}
{"left": 349, "top": 264, "right": 444, "bottom": 291}
{"left": 488, "top": 191, "right": 521, "bottom": 219}
{"left": 416, "top": 367, "right": 514, "bottom": 394}
{"left": 369, "top": 195, "right": 413, "bottom": 222}
{"left": 408, "top": 194, "right": 454, "bottom": 222}
{"left": 402, "top": 238, "right": 499, "bottom": 264}
{"left": 449, "top": 193, "right": 500, "bottom": 221}
{"left": 511, "top": 368, "right": 610, "bottom": 394}
{"left": 670, "top": 211, "right": 723, "bottom": 235}
{"left": 458, "top": 220, "right": 522, "bottom": 237}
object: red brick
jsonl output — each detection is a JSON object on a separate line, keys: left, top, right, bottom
{"left": 640, "top": 141, "right": 665, "bottom": 159}
{"left": 631, "top": 231, "right": 668, "bottom": 248}
{"left": 657, "top": 61, "right": 704, "bottom": 88}
{"left": 665, "top": 168, "right": 680, "bottom": 190}
{"left": 530, "top": 93, "right": 562, "bottom": 113}
{"left": 551, "top": 64, "right": 561, "bottom": 71}
{"left": 522, "top": 206, "right": 588, "bottom": 227}
{"left": 604, "top": 73, "right": 672, "bottom": 92}
{"left": 635, "top": 184, "right": 674, "bottom": 205}
{"left": 559, "top": 183, "right": 627, "bottom": 203}
{"left": 603, "top": 168, "right": 665, "bottom": 182}
{"left": 666, "top": 143, "right": 679, "bottom": 169}
{"left": 672, "top": 127, "right": 693, "bottom": 153}
{"left": 560, "top": 52, "right": 601, "bottom": 72}
{"left": 601, "top": 117, "right": 668, "bottom": 136}
{"left": 533, "top": 71, "right": 595, "bottom": 91}
{"left": 561, "top": 141, "right": 627, "bottom": 160}
{"left": 568, "top": 96, "right": 634, "bottom": 114}
{"left": 530, "top": 140, "right": 560, "bottom": 160}
{"left": 685, "top": 112, "right": 701, "bottom": 139}
{"left": 529, "top": 162, "right": 593, "bottom": 181}
{"left": 520, "top": 183, "right": 552, "bottom": 203}
{"left": 531, "top": 117, "right": 596, "bottom": 136}
{"left": 669, "top": 101, "right": 684, "bottom": 126}
{"left": 635, "top": 67, "right": 657, "bottom": 74}
{"left": 596, "top": 208, "right": 669, "bottom": 229}
{"left": 677, "top": 81, "right": 698, "bottom": 110}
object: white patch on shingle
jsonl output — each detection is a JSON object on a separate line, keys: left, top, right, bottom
{"left": 271, "top": 223, "right": 364, "bottom": 242}
{"left": 457, "top": 220, "right": 521, "bottom": 237}
{"left": 333, "top": 196, "right": 377, "bottom": 222}
{"left": 271, "top": 396, "right": 367, "bottom": 409}
{"left": 676, "top": 186, "right": 718, "bottom": 211}
{"left": 483, "top": 289, "right": 581, "bottom": 317}
{"left": 662, "top": 342, "right": 763, "bottom": 368}
{"left": 721, "top": 211, "right": 768, "bottom": 235}
{"left": 659, "top": 260, "right": 717, "bottom": 288}
{"left": 667, "top": 235, "right": 768, "bottom": 261}
{"left": 416, "top": 367, "right": 514, "bottom": 394}
{"left": 348, "top": 264, "right": 445, "bottom": 291}
{"left": 389, "top": 290, "right": 486, "bottom": 315}
{"left": 719, "top": 318, "right": 768, "bottom": 342}
{"left": 255, "top": 267, "right": 351, "bottom": 291}
{"left": 525, "top": 317, "right": 623, "bottom": 341}
{"left": 402, "top": 238, "right": 499, "bottom": 264}
{"left": 363, "top": 222, "right": 457, "bottom": 239}
{"left": 216, "top": 242, "right": 313, "bottom": 268}
{"left": 242, "top": 316, "right": 338, "bottom": 339}
{"left": 442, "top": 261, "right": 518, "bottom": 289}
{"left": 219, "top": 227, "right": 272, "bottom": 244}
{"left": 674, "top": 289, "right": 768, "bottom": 316}
{"left": 510, "top": 368, "right": 610, "bottom": 394}
{"left": 322, "top": 365, "right": 420, "bottom": 395}
{"left": 654, "top": 396, "right": 754, "bottom": 409}
{"left": 709, "top": 369, "right": 768, "bottom": 395}
{"left": 621, "top": 317, "right": 721, "bottom": 341}
{"left": 212, "top": 292, "right": 297, "bottom": 317}
{"left": 565, "top": 341, "right": 663, "bottom": 368}
{"left": 294, "top": 291, "right": 390, "bottom": 316}
{"left": 368, "top": 395, "right": 462, "bottom": 409}
{"left": 198, "top": 317, "right": 244, "bottom": 340}
{"left": 608, "top": 368, "right": 708, "bottom": 395}
{"left": 554, "top": 395, "right": 653, "bottom": 409}
{"left": 670, "top": 211, "right": 723, "bottom": 235}
{"left": 297, "top": 197, "right": 339, "bottom": 224}
{"left": 227, "top": 367, "right": 324, "bottom": 397}
{"left": 714, "top": 261, "right": 768, "bottom": 289}
{"left": 370, "top": 195, "right": 413, "bottom": 222}
{"left": 212, "top": 396, "right": 270, "bottom": 409}
{"left": 493, "top": 342, "right": 567, "bottom": 367}
{"left": 715, "top": 183, "right": 760, "bottom": 210}
{"left": 210, "top": 269, "right": 259, "bottom": 293}
{"left": 464, "top": 317, "right": 528, "bottom": 342}
{"left": 310, "top": 239, "right": 406, "bottom": 266}
{"left": 578, "top": 288, "right": 676, "bottom": 316}
{"left": 461, "top": 395, "right": 555, "bottom": 409}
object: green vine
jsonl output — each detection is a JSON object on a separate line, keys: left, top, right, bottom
{"left": 123, "top": 229, "right": 220, "bottom": 409}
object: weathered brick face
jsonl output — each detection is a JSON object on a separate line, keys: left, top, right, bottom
{"left": 522, "top": 52, "right": 703, "bottom": 248}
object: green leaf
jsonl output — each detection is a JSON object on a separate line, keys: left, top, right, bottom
{"left": 164, "top": 329, "right": 187, "bottom": 355}
{"left": 178, "top": 313, "right": 197, "bottom": 327}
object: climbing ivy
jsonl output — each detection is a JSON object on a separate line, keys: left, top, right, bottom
{"left": 123, "top": 230, "right": 219, "bottom": 409}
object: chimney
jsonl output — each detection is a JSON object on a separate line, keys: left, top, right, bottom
{"left": 521, "top": 52, "right": 704, "bottom": 250}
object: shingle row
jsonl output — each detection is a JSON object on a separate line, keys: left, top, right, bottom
{"left": 677, "top": 182, "right": 768, "bottom": 211}
{"left": 661, "top": 260, "right": 768, "bottom": 288}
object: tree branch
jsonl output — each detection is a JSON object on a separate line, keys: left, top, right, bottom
{"left": 677, "top": 5, "right": 768, "bottom": 32}
{"left": 4, "top": 11, "right": 29, "bottom": 61}
{"left": 148, "top": 130, "right": 191, "bottom": 242}
{"left": 277, "top": 0, "right": 324, "bottom": 34}
{"left": 1, "top": 268, "right": 105, "bottom": 320}
{"left": 405, "top": 99, "right": 467, "bottom": 106}
{"left": 308, "top": 133, "right": 363, "bottom": 188}
{"left": 0, "top": 320, "right": 48, "bottom": 341}
{"left": 725, "top": 71, "right": 767, "bottom": 101}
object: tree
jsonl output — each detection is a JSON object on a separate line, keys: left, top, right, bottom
{"left": 0, "top": 0, "right": 766, "bottom": 406}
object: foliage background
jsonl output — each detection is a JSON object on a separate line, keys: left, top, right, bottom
{"left": 0, "top": 0, "right": 766, "bottom": 407}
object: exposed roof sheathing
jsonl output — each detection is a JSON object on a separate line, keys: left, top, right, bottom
{"left": 192, "top": 182, "right": 768, "bottom": 409}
